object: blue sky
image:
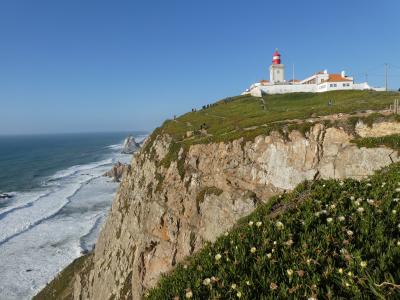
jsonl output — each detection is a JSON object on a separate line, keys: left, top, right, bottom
{"left": 1, "top": 0, "right": 399, "bottom": 135}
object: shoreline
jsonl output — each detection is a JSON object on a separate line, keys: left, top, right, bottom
{"left": 0, "top": 134, "right": 145, "bottom": 300}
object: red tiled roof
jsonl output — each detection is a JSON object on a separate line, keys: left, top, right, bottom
{"left": 326, "top": 74, "right": 352, "bottom": 82}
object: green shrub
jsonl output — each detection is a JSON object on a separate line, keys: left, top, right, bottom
{"left": 352, "top": 134, "right": 400, "bottom": 153}
{"left": 146, "top": 163, "right": 400, "bottom": 299}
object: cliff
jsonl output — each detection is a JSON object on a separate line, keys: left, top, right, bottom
{"left": 34, "top": 91, "right": 400, "bottom": 299}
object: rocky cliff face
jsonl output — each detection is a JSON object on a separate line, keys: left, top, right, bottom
{"left": 72, "top": 121, "right": 400, "bottom": 299}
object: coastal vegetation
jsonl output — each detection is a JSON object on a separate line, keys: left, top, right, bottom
{"left": 156, "top": 90, "right": 399, "bottom": 144}
{"left": 145, "top": 90, "right": 400, "bottom": 182}
{"left": 146, "top": 163, "right": 400, "bottom": 299}
{"left": 352, "top": 134, "right": 400, "bottom": 154}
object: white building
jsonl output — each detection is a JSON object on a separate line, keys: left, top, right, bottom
{"left": 245, "top": 49, "right": 384, "bottom": 97}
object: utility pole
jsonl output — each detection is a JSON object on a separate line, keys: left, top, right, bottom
{"left": 292, "top": 64, "right": 295, "bottom": 84}
{"left": 385, "top": 63, "right": 388, "bottom": 91}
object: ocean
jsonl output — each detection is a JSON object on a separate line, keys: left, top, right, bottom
{"left": 0, "top": 132, "right": 146, "bottom": 300}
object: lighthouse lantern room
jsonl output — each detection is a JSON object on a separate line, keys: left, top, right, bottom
{"left": 269, "top": 49, "right": 285, "bottom": 84}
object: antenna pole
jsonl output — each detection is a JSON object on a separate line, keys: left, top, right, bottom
{"left": 292, "top": 64, "right": 295, "bottom": 84}
{"left": 385, "top": 63, "right": 388, "bottom": 91}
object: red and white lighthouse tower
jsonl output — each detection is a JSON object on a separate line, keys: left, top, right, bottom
{"left": 272, "top": 49, "right": 281, "bottom": 64}
{"left": 269, "top": 48, "right": 285, "bottom": 84}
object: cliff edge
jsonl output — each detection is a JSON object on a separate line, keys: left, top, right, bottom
{"left": 34, "top": 90, "right": 400, "bottom": 299}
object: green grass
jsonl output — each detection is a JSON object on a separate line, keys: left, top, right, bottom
{"left": 142, "top": 90, "right": 400, "bottom": 180}
{"left": 146, "top": 163, "right": 400, "bottom": 299}
{"left": 157, "top": 90, "right": 399, "bottom": 144}
{"left": 352, "top": 134, "right": 400, "bottom": 153}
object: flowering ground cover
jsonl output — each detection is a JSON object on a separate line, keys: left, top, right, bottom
{"left": 146, "top": 163, "right": 400, "bottom": 299}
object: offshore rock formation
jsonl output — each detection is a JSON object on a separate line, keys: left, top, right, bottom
{"left": 121, "top": 135, "right": 140, "bottom": 154}
{"left": 103, "top": 162, "right": 130, "bottom": 182}
{"left": 56, "top": 121, "right": 400, "bottom": 299}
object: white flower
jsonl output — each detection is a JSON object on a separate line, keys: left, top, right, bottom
{"left": 345, "top": 282, "right": 350, "bottom": 287}
{"left": 203, "top": 278, "right": 211, "bottom": 286}
{"left": 338, "top": 216, "right": 345, "bottom": 222}
{"left": 276, "top": 221, "right": 284, "bottom": 230}
{"left": 398, "top": 224, "right": 400, "bottom": 229}
{"left": 355, "top": 200, "right": 361, "bottom": 206}
{"left": 350, "top": 196, "right": 355, "bottom": 200}
{"left": 323, "top": 184, "right": 326, "bottom": 187}
{"left": 367, "top": 199, "right": 375, "bottom": 205}
{"left": 392, "top": 209, "right": 397, "bottom": 214}
{"left": 185, "top": 290, "right": 193, "bottom": 298}
{"left": 231, "top": 283, "right": 237, "bottom": 290}
{"left": 267, "top": 253, "right": 272, "bottom": 259}
{"left": 246, "top": 280, "right": 251, "bottom": 286}
{"left": 321, "top": 209, "right": 328, "bottom": 215}
{"left": 236, "top": 291, "right": 242, "bottom": 298}
{"left": 396, "top": 187, "right": 400, "bottom": 192}
{"left": 308, "top": 297, "right": 317, "bottom": 300}
{"left": 357, "top": 207, "right": 364, "bottom": 213}
{"left": 314, "top": 212, "right": 320, "bottom": 217}
{"left": 273, "top": 241, "right": 277, "bottom": 245}
{"left": 287, "top": 269, "right": 294, "bottom": 277}
{"left": 347, "top": 230, "right": 353, "bottom": 236}
{"left": 338, "top": 268, "right": 343, "bottom": 274}
{"left": 366, "top": 183, "right": 372, "bottom": 187}
{"left": 394, "top": 198, "right": 399, "bottom": 202}
{"left": 215, "top": 254, "right": 222, "bottom": 261}
{"left": 250, "top": 247, "right": 256, "bottom": 253}
{"left": 256, "top": 221, "right": 262, "bottom": 227}
{"left": 339, "top": 181, "right": 344, "bottom": 186}
{"left": 397, "top": 241, "right": 400, "bottom": 246}
{"left": 183, "top": 264, "right": 188, "bottom": 269}
{"left": 224, "top": 232, "right": 229, "bottom": 236}
{"left": 326, "top": 217, "right": 333, "bottom": 223}
{"left": 360, "top": 261, "right": 367, "bottom": 268}
{"left": 248, "top": 221, "right": 254, "bottom": 226}
{"left": 347, "top": 271, "right": 353, "bottom": 276}
{"left": 330, "top": 204, "right": 336, "bottom": 209}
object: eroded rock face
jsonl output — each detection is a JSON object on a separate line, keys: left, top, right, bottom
{"left": 103, "top": 162, "right": 130, "bottom": 182}
{"left": 72, "top": 123, "right": 400, "bottom": 300}
{"left": 122, "top": 136, "right": 140, "bottom": 154}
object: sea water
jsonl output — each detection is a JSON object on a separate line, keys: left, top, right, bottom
{"left": 0, "top": 132, "right": 146, "bottom": 299}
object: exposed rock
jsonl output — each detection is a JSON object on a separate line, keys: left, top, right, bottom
{"left": 49, "top": 121, "right": 400, "bottom": 300}
{"left": 0, "top": 193, "right": 13, "bottom": 199}
{"left": 355, "top": 120, "right": 400, "bottom": 137}
{"left": 103, "top": 162, "right": 129, "bottom": 182}
{"left": 121, "top": 136, "right": 140, "bottom": 154}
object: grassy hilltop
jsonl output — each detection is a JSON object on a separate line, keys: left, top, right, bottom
{"left": 147, "top": 163, "right": 400, "bottom": 299}
{"left": 144, "top": 90, "right": 400, "bottom": 178}
{"left": 155, "top": 90, "right": 399, "bottom": 144}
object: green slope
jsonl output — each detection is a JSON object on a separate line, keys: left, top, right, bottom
{"left": 146, "top": 163, "right": 400, "bottom": 299}
{"left": 158, "top": 90, "right": 399, "bottom": 143}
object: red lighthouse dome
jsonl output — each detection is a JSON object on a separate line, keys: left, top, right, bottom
{"left": 272, "top": 49, "right": 281, "bottom": 65}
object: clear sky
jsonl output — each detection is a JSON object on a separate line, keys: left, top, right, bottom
{"left": 1, "top": 0, "right": 400, "bottom": 135}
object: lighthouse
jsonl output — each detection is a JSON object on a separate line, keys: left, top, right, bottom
{"left": 269, "top": 49, "right": 285, "bottom": 84}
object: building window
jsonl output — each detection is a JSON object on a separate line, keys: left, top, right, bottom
{"left": 334, "top": 84, "right": 337, "bottom": 87}
{"left": 330, "top": 84, "right": 333, "bottom": 87}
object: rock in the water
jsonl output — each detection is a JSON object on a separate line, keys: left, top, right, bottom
{"left": 103, "top": 162, "right": 129, "bottom": 182}
{"left": 0, "top": 193, "right": 13, "bottom": 199}
{"left": 121, "top": 135, "right": 140, "bottom": 154}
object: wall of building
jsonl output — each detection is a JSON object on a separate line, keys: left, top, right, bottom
{"left": 248, "top": 81, "right": 381, "bottom": 97}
